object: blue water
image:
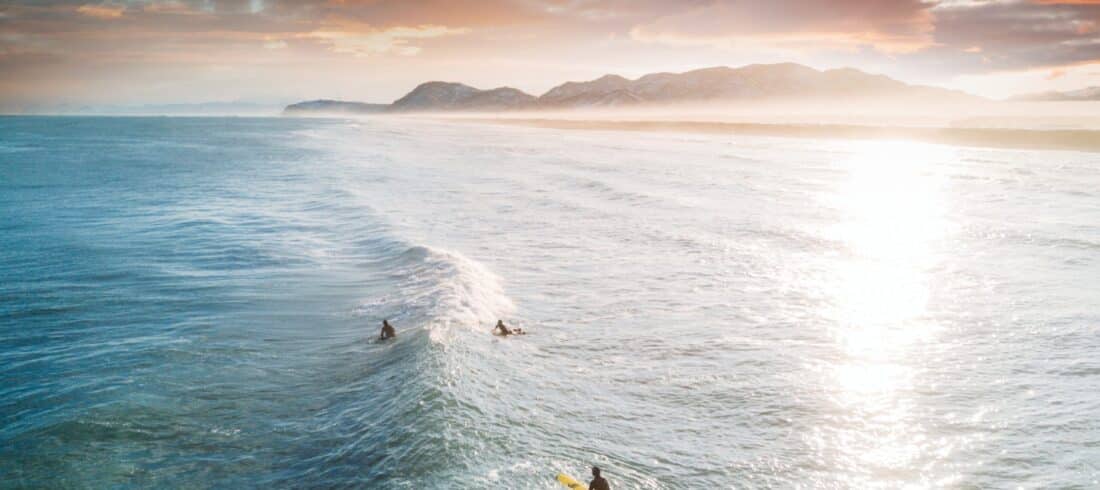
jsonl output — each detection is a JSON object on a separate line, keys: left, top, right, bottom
{"left": 1, "top": 116, "right": 1099, "bottom": 488}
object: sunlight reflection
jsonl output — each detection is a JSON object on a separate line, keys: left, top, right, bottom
{"left": 822, "top": 140, "right": 952, "bottom": 486}
{"left": 831, "top": 142, "right": 946, "bottom": 339}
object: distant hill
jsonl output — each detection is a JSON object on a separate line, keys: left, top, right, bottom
{"left": 389, "top": 82, "right": 536, "bottom": 111}
{"left": 282, "top": 63, "right": 980, "bottom": 114}
{"left": 283, "top": 99, "right": 388, "bottom": 115}
{"left": 539, "top": 74, "right": 636, "bottom": 107}
{"left": 1010, "top": 87, "right": 1100, "bottom": 102}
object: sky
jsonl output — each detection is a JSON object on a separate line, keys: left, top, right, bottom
{"left": 1, "top": 0, "right": 1099, "bottom": 111}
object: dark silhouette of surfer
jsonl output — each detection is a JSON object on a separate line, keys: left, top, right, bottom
{"left": 589, "top": 467, "right": 610, "bottom": 490}
{"left": 379, "top": 319, "right": 396, "bottom": 340}
{"left": 492, "top": 319, "right": 524, "bottom": 336}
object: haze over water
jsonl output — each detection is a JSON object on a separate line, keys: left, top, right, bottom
{"left": 1, "top": 116, "right": 1098, "bottom": 488}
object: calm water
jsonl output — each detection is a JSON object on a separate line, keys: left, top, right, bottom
{"left": 1, "top": 116, "right": 1098, "bottom": 488}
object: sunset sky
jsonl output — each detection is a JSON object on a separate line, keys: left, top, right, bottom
{"left": 2, "top": 0, "right": 1099, "bottom": 111}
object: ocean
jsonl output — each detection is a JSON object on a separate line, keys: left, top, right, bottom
{"left": 1, "top": 116, "right": 1098, "bottom": 488}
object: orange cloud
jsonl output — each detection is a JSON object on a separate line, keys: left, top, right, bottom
{"left": 629, "top": 0, "right": 936, "bottom": 54}
{"left": 304, "top": 22, "right": 469, "bottom": 57}
{"left": 76, "top": 4, "right": 126, "bottom": 20}
{"left": 1076, "top": 20, "right": 1098, "bottom": 33}
{"left": 141, "top": 2, "right": 206, "bottom": 15}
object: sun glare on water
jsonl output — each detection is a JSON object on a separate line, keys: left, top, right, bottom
{"left": 820, "top": 141, "right": 955, "bottom": 486}
{"left": 831, "top": 141, "right": 949, "bottom": 352}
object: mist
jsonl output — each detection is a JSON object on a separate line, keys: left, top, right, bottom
{"left": 417, "top": 97, "right": 1100, "bottom": 131}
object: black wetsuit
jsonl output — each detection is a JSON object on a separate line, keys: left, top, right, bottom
{"left": 589, "top": 476, "right": 610, "bottom": 490}
{"left": 380, "top": 324, "right": 395, "bottom": 340}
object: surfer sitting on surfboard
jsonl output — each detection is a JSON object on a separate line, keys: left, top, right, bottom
{"left": 556, "top": 467, "right": 610, "bottom": 490}
{"left": 492, "top": 319, "right": 523, "bottom": 336}
{"left": 379, "top": 319, "right": 396, "bottom": 340}
{"left": 589, "top": 467, "right": 610, "bottom": 490}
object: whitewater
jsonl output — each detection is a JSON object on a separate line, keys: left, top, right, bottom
{"left": 1, "top": 116, "right": 1098, "bottom": 488}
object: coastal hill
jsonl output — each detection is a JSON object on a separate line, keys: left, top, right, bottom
{"left": 283, "top": 62, "right": 980, "bottom": 115}
{"left": 1010, "top": 86, "right": 1100, "bottom": 102}
{"left": 390, "top": 82, "right": 537, "bottom": 111}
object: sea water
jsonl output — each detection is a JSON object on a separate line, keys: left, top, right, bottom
{"left": 1, "top": 116, "right": 1098, "bottom": 488}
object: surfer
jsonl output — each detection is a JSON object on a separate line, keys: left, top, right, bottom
{"left": 379, "top": 319, "right": 396, "bottom": 340}
{"left": 493, "top": 320, "right": 513, "bottom": 336}
{"left": 589, "top": 467, "right": 610, "bottom": 490}
{"left": 492, "top": 319, "right": 523, "bottom": 336}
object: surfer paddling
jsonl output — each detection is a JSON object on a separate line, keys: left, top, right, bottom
{"left": 379, "top": 319, "right": 396, "bottom": 340}
{"left": 492, "top": 319, "right": 524, "bottom": 336}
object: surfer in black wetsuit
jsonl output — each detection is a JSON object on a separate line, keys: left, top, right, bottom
{"left": 380, "top": 319, "right": 396, "bottom": 340}
{"left": 493, "top": 320, "right": 513, "bottom": 336}
{"left": 493, "top": 319, "right": 523, "bottom": 336}
{"left": 589, "top": 467, "right": 610, "bottom": 490}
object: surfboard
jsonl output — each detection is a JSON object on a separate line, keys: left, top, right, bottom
{"left": 556, "top": 473, "right": 586, "bottom": 489}
{"left": 492, "top": 329, "right": 526, "bottom": 336}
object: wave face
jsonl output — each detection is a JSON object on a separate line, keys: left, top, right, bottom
{"left": 366, "top": 244, "right": 516, "bottom": 337}
{"left": 3, "top": 116, "right": 1100, "bottom": 488}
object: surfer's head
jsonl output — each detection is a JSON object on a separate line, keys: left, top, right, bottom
{"left": 592, "top": 467, "right": 601, "bottom": 477}
{"left": 497, "top": 320, "right": 504, "bottom": 326}
{"left": 383, "top": 319, "right": 390, "bottom": 327}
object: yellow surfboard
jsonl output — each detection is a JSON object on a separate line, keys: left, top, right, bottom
{"left": 556, "top": 473, "right": 587, "bottom": 489}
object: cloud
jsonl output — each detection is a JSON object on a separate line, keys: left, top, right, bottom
{"left": 304, "top": 23, "right": 470, "bottom": 56}
{"left": 931, "top": 0, "right": 1100, "bottom": 71}
{"left": 140, "top": 2, "right": 206, "bottom": 15}
{"left": 267, "top": 0, "right": 543, "bottom": 29}
{"left": 3, "top": 0, "right": 1100, "bottom": 107}
{"left": 262, "top": 37, "right": 286, "bottom": 49}
{"left": 1032, "top": 0, "right": 1100, "bottom": 4}
{"left": 76, "top": 3, "right": 125, "bottom": 19}
{"left": 624, "top": 0, "right": 1100, "bottom": 74}
{"left": 628, "top": 0, "right": 936, "bottom": 54}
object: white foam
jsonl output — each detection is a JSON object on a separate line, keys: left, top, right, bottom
{"left": 359, "top": 244, "right": 515, "bottom": 342}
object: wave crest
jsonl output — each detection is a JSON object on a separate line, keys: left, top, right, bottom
{"left": 357, "top": 244, "right": 515, "bottom": 339}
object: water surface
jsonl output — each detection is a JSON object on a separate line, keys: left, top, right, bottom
{"left": 1, "top": 116, "right": 1098, "bottom": 488}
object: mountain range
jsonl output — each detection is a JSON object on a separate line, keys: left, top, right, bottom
{"left": 283, "top": 62, "right": 980, "bottom": 115}
{"left": 1009, "top": 86, "right": 1100, "bottom": 102}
